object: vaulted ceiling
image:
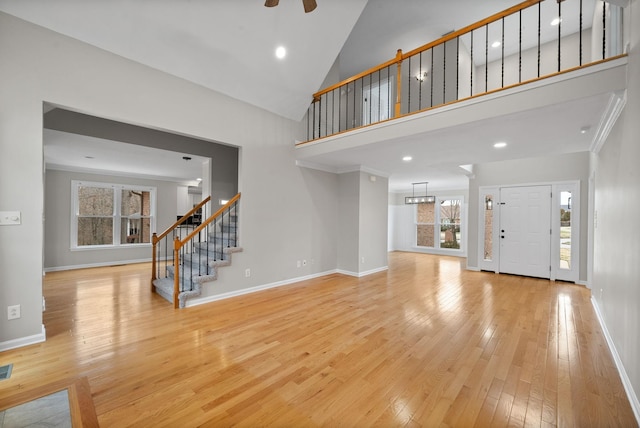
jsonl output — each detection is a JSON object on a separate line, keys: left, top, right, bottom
{"left": 0, "top": 0, "right": 623, "bottom": 191}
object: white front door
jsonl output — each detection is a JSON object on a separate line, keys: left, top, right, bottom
{"left": 499, "top": 186, "right": 551, "bottom": 279}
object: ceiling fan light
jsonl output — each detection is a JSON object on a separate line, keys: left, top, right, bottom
{"left": 303, "top": 0, "right": 317, "bottom": 13}
{"left": 265, "top": 0, "right": 279, "bottom": 7}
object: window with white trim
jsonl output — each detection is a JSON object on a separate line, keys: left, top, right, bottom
{"left": 71, "top": 181, "right": 156, "bottom": 249}
{"left": 416, "top": 196, "right": 463, "bottom": 251}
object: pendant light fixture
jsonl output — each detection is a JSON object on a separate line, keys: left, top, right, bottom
{"left": 405, "top": 182, "right": 435, "bottom": 204}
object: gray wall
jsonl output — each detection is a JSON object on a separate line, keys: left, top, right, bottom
{"left": 44, "top": 169, "right": 178, "bottom": 270}
{"left": 0, "top": 12, "right": 340, "bottom": 344}
{"left": 467, "top": 151, "right": 590, "bottom": 281}
{"left": 44, "top": 109, "right": 240, "bottom": 204}
{"left": 591, "top": 0, "right": 640, "bottom": 410}
{"left": 337, "top": 171, "right": 389, "bottom": 275}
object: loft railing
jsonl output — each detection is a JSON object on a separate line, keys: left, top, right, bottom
{"left": 151, "top": 193, "right": 240, "bottom": 308}
{"left": 301, "top": 0, "right": 626, "bottom": 144}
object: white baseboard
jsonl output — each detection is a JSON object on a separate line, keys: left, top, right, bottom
{"left": 185, "top": 269, "right": 339, "bottom": 308}
{"left": 44, "top": 258, "right": 152, "bottom": 272}
{"left": 0, "top": 325, "right": 46, "bottom": 352}
{"left": 591, "top": 297, "right": 640, "bottom": 424}
{"left": 337, "top": 266, "right": 388, "bottom": 278}
{"left": 466, "top": 265, "right": 480, "bottom": 272}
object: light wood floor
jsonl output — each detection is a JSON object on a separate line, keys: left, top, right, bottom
{"left": 0, "top": 252, "right": 636, "bottom": 427}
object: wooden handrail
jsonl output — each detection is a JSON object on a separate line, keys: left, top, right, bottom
{"left": 151, "top": 195, "right": 210, "bottom": 291}
{"left": 312, "top": 0, "right": 542, "bottom": 101}
{"left": 177, "top": 193, "right": 241, "bottom": 248}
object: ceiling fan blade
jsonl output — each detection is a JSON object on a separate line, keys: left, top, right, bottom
{"left": 303, "top": 0, "right": 317, "bottom": 13}
{"left": 265, "top": 0, "right": 279, "bottom": 7}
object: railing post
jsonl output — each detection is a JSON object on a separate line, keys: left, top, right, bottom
{"left": 173, "top": 236, "right": 181, "bottom": 309}
{"left": 394, "top": 49, "right": 403, "bottom": 118}
{"left": 151, "top": 232, "right": 158, "bottom": 292}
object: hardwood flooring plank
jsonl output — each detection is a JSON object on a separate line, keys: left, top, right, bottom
{"left": 0, "top": 254, "right": 636, "bottom": 427}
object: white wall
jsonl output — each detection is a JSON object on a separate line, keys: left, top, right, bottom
{"left": 590, "top": 0, "right": 640, "bottom": 414}
{"left": 0, "top": 12, "right": 340, "bottom": 345}
{"left": 44, "top": 169, "right": 178, "bottom": 270}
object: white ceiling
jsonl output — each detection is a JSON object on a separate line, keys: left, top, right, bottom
{"left": 0, "top": 0, "right": 615, "bottom": 192}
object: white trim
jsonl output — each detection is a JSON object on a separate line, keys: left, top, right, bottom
{"left": 295, "top": 161, "right": 391, "bottom": 178}
{"left": 591, "top": 297, "right": 640, "bottom": 424}
{"left": 337, "top": 266, "right": 389, "bottom": 277}
{"left": 591, "top": 90, "right": 627, "bottom": 154}
{"left": 0, "top": 325, "right": 46, "bottom": 352}
{"left": 44, "top": 258, "right": 152, "bottom": 272}
{"left": 466, "top": 265, "right": 481, "bottom": 272}
{"left": 185, "top": 269, "right": 339, "bottom": 307}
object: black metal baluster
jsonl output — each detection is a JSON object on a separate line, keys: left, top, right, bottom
{"left": 377, "top": 69, "right": 381, "bottom": 121}
{"left": 456, "top": 37, "right": 459, "bottom": 101}
{"left": 418, "top": 52, "right": 423, "bottom": 110}
{"left": 579, "top": 0, "right": 583, "bottom": 66}
{"left": 407, "top": 55, "right": 412, "bottom": 113}
{"left": 430, "top": 48, "right": 434, "bottom": 107}
{"left": 557, "top": 0, "right": 562, "bottom": 72}
{"left": 443, "top": 42, "right": 446, "bottom": 103}
{"left": 519, "top": 10, "right": 522, "bottom": 83}
{"left": 602, "top": 0, "right": 606, "bottom": 60}
{"left": 538, "top": 1, "right": 541, "bottom": 78}
{"left": 470, "top": 30, "right": 474, "bottom": 96}
{"left": 485, "top": 24, "right": 489, "bottom": 92}
{"left": 501, "top": 17, "right": 505, "bottom": 88}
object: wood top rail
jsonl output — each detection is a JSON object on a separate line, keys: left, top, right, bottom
{"left": 154, "top": 195, "right": 211, "bottom": 243}
{"left": 312, "top": 0, "right": 542, "bottom": 101}
{"left": 176, "top": 192, "right": 241, "bottom": 249}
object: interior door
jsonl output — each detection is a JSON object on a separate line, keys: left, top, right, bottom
{"left": 499, "top": 186, "right": 551, "bottom": 279}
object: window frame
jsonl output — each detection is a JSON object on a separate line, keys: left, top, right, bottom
{"left": 71, "top": 180, "right": 156, "bottom": 250}
{"left": 414, "top": 195, "right": 465, "bottom": 253}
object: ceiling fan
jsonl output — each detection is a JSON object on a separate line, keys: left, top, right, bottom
{"left": 265, "top": 0, "right": 317, "bottom": 13}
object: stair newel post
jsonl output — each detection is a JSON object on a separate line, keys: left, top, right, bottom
{"left": 394, "top": 49, "right": 403, "bottom": 118}
{"left": 173, "top": 236, "right": 181, "bottom": 309}
{"left": 151, "top": 232, "right": 158, "bottom": 292}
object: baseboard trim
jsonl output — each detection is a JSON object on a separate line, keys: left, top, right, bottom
{"left": 44, "top": 258, "right": 152, "bottom": 272}
{"left": 336, "top": 266, "right": 389, "bottom": 278}
{"left": 0, "top": 325, "right": 46, "bottom": 352}
{"left": 185, "top": 270, "right": 339, "bottom": 308}
{"left": 591, "top": 297, "right": 640, "bottom": 424}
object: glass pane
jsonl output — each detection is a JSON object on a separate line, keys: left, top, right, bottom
{"left": 121, "top": 217, "right": 151, "bottom": 244}
{"left": 417, "top": 203, "right": 435, "bottom": 223}
{"left": 440, "top": 224, "right": 461, "bottom": 249}
{"left": 77, "top": 217, "right": 113, "bottom": 246}
{"left": 440, "top": 199, "right": 461, "bottom": 249}
{"left": 78, "top": 186, "right": 113, "bottom": 216}
{"left": 560, "top": 191, "right": 572, "bottom": 269}
{"left": 484, "top": 195, "right": 494, "bottom": 261}
{"left": 121, "top": 190, "right": 151, "bottom": 216}
{"left": 417, "top": 224, "right": 434, "bottom": 247}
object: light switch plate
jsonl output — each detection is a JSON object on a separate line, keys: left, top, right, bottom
{"left": 0, "top": 211, "right": 21, "bottom": 225}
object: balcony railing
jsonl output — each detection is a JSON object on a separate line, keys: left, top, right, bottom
{"left": 300, "top": 0, "right": 626, "bottom": 144}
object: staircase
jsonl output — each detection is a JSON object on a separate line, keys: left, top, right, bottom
{"left": 151, "top": 194, "right": 241, "bottom": 308}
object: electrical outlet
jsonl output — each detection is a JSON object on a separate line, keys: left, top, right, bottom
{"left": 302, "top": 259, "right": 307, "bottom": 266}
{"left": 245, "top": 268, "right": 251, "bottom": 278}
{"left": 8, "top": 304, "right": 20, "bottom": 320}
{"left": 297, "top": 260, "right": 301, "bottom": 268}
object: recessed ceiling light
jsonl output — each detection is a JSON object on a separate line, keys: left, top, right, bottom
{"left": 275, "top": 46, "right": 286, "bottom": 59}
{"left": 551, "top": 17, "right": 562, "bottom": 26}
{"left": 493, "top": 142, "right": 507, "bottom": 148}
{"left": 580, "top": 126, "right": 591, "bottom": 134}
{"left": 491, "top": 41, "right": 501, "bottom": 48}
{"left": 402, "top": 156, "right": 413, "bottom": 161}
